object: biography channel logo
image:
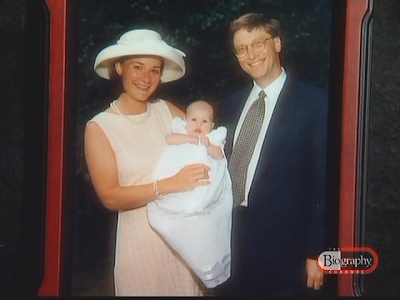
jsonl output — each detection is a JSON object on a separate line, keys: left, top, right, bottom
{"left": 318, "top": 247, "right": 378, "bottom": 274}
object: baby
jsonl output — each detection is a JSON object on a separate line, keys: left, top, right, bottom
{"left": 165, "top": 100, "right": 225, "bottom": 160}
{"left": 147, "top": 100, "right": 233, "bottom": 288}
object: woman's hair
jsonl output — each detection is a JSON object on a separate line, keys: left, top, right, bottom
{"left": 230, "top": 13, "right": 280, "bottom": 39}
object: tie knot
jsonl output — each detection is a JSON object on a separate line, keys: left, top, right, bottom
{"left": 258, "top": 90, "right": 266, "bottom": 100}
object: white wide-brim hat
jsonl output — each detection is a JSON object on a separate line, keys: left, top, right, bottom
{"left": 94, "top": 29, "right": 186, "bottom": 83}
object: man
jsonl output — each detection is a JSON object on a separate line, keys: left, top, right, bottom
{"left": 217, "top": 13, "right": 327, "bottom": 296}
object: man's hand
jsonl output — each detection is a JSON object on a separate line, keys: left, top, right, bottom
{"left": 306, "top": 258, "right": 323, "bottom": 290}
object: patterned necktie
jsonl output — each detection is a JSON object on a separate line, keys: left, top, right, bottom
{"left": 229, "top": 90, "right": 266, "bottom": 207}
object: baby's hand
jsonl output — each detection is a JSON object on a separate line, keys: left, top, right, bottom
{"left": 200, "top": 136, "right": 210, "bottom": 147}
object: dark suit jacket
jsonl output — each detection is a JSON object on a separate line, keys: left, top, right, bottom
{"left": 218, "top": 74, "right": 328, "bottom": 295}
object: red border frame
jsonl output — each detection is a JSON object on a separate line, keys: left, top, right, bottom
{"left": 38, "top": 0, "right": 371, "bottom": 296}
{"left": 338, "top": 0, "right": 371, "bottom": 296}
{"left": 38, "top": 0, "right": 67, "bottom": 296}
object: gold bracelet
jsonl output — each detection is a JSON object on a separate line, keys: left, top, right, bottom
{"left": 153, "top": 180, "right": 163, "bottom": 199}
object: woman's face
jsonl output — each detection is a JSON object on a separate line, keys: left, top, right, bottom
{"left": 115, "top": 56, "right": 163, "bottom": 103}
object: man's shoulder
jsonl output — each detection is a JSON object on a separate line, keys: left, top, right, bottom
{"left": 285, "top": 74, "right": 327, "bottom": 94}
{"left": 298, "top": 80, "right": 327, "bottom": 96}
{"left": 277, "top": 75, "right": 328, "bottom": 119}
{"left": 284, "top": 75, "right": 328, "bottom": 105}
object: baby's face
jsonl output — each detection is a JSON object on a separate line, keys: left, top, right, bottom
{"left": 186, "top": 106, "right": 214, "bottom": 137}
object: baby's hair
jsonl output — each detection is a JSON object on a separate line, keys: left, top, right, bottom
{"left": 186, "top": 100, "right": 216, "bottom": 122}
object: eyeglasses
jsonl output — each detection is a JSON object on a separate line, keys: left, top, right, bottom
{"left": 234, "top": 37, "right": 274, "bottom": 58}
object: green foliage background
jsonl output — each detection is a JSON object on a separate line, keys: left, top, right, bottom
{"left": 77, "top": 0, "right": 331, "bottom": 117}
{"left": 75, "top": 0, "right": 332, "bottom": 177}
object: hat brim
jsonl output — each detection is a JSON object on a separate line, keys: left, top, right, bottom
{"left": 94, "top": 42, "right": 186, "bottom": 83}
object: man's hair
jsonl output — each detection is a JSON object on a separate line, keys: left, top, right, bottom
{"left": 230, "top": 13, "right": 280, "bottom": 39}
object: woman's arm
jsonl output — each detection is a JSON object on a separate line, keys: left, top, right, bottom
{"left": 84, "top": 122, "right": 210, "bottom": 211}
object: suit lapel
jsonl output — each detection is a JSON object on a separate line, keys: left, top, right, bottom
{"left": 252, "top": 76, "right": 299, "bottom": 185}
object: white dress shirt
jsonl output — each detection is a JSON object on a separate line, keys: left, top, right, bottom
{"left": 233, "top": 68, "right": 287, "bottom": 206}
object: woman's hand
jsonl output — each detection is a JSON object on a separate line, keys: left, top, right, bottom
{"left": 159, "top": 164, "right": 211, "bottom": 194}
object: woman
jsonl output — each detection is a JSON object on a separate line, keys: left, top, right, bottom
{"left": 84, "top": 29, "right": 210, "bottom": 296}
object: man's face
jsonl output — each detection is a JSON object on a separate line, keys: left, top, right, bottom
{"left": 233, "top": 27, "right": 282, "bottom": 88}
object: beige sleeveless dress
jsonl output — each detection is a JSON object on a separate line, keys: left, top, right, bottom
{"left": 89, "top": 99, "right": 205, "bottom": 296}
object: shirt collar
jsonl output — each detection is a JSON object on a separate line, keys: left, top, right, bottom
{"left": 253, "top": 68, "right": 287, "bottom": 99}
